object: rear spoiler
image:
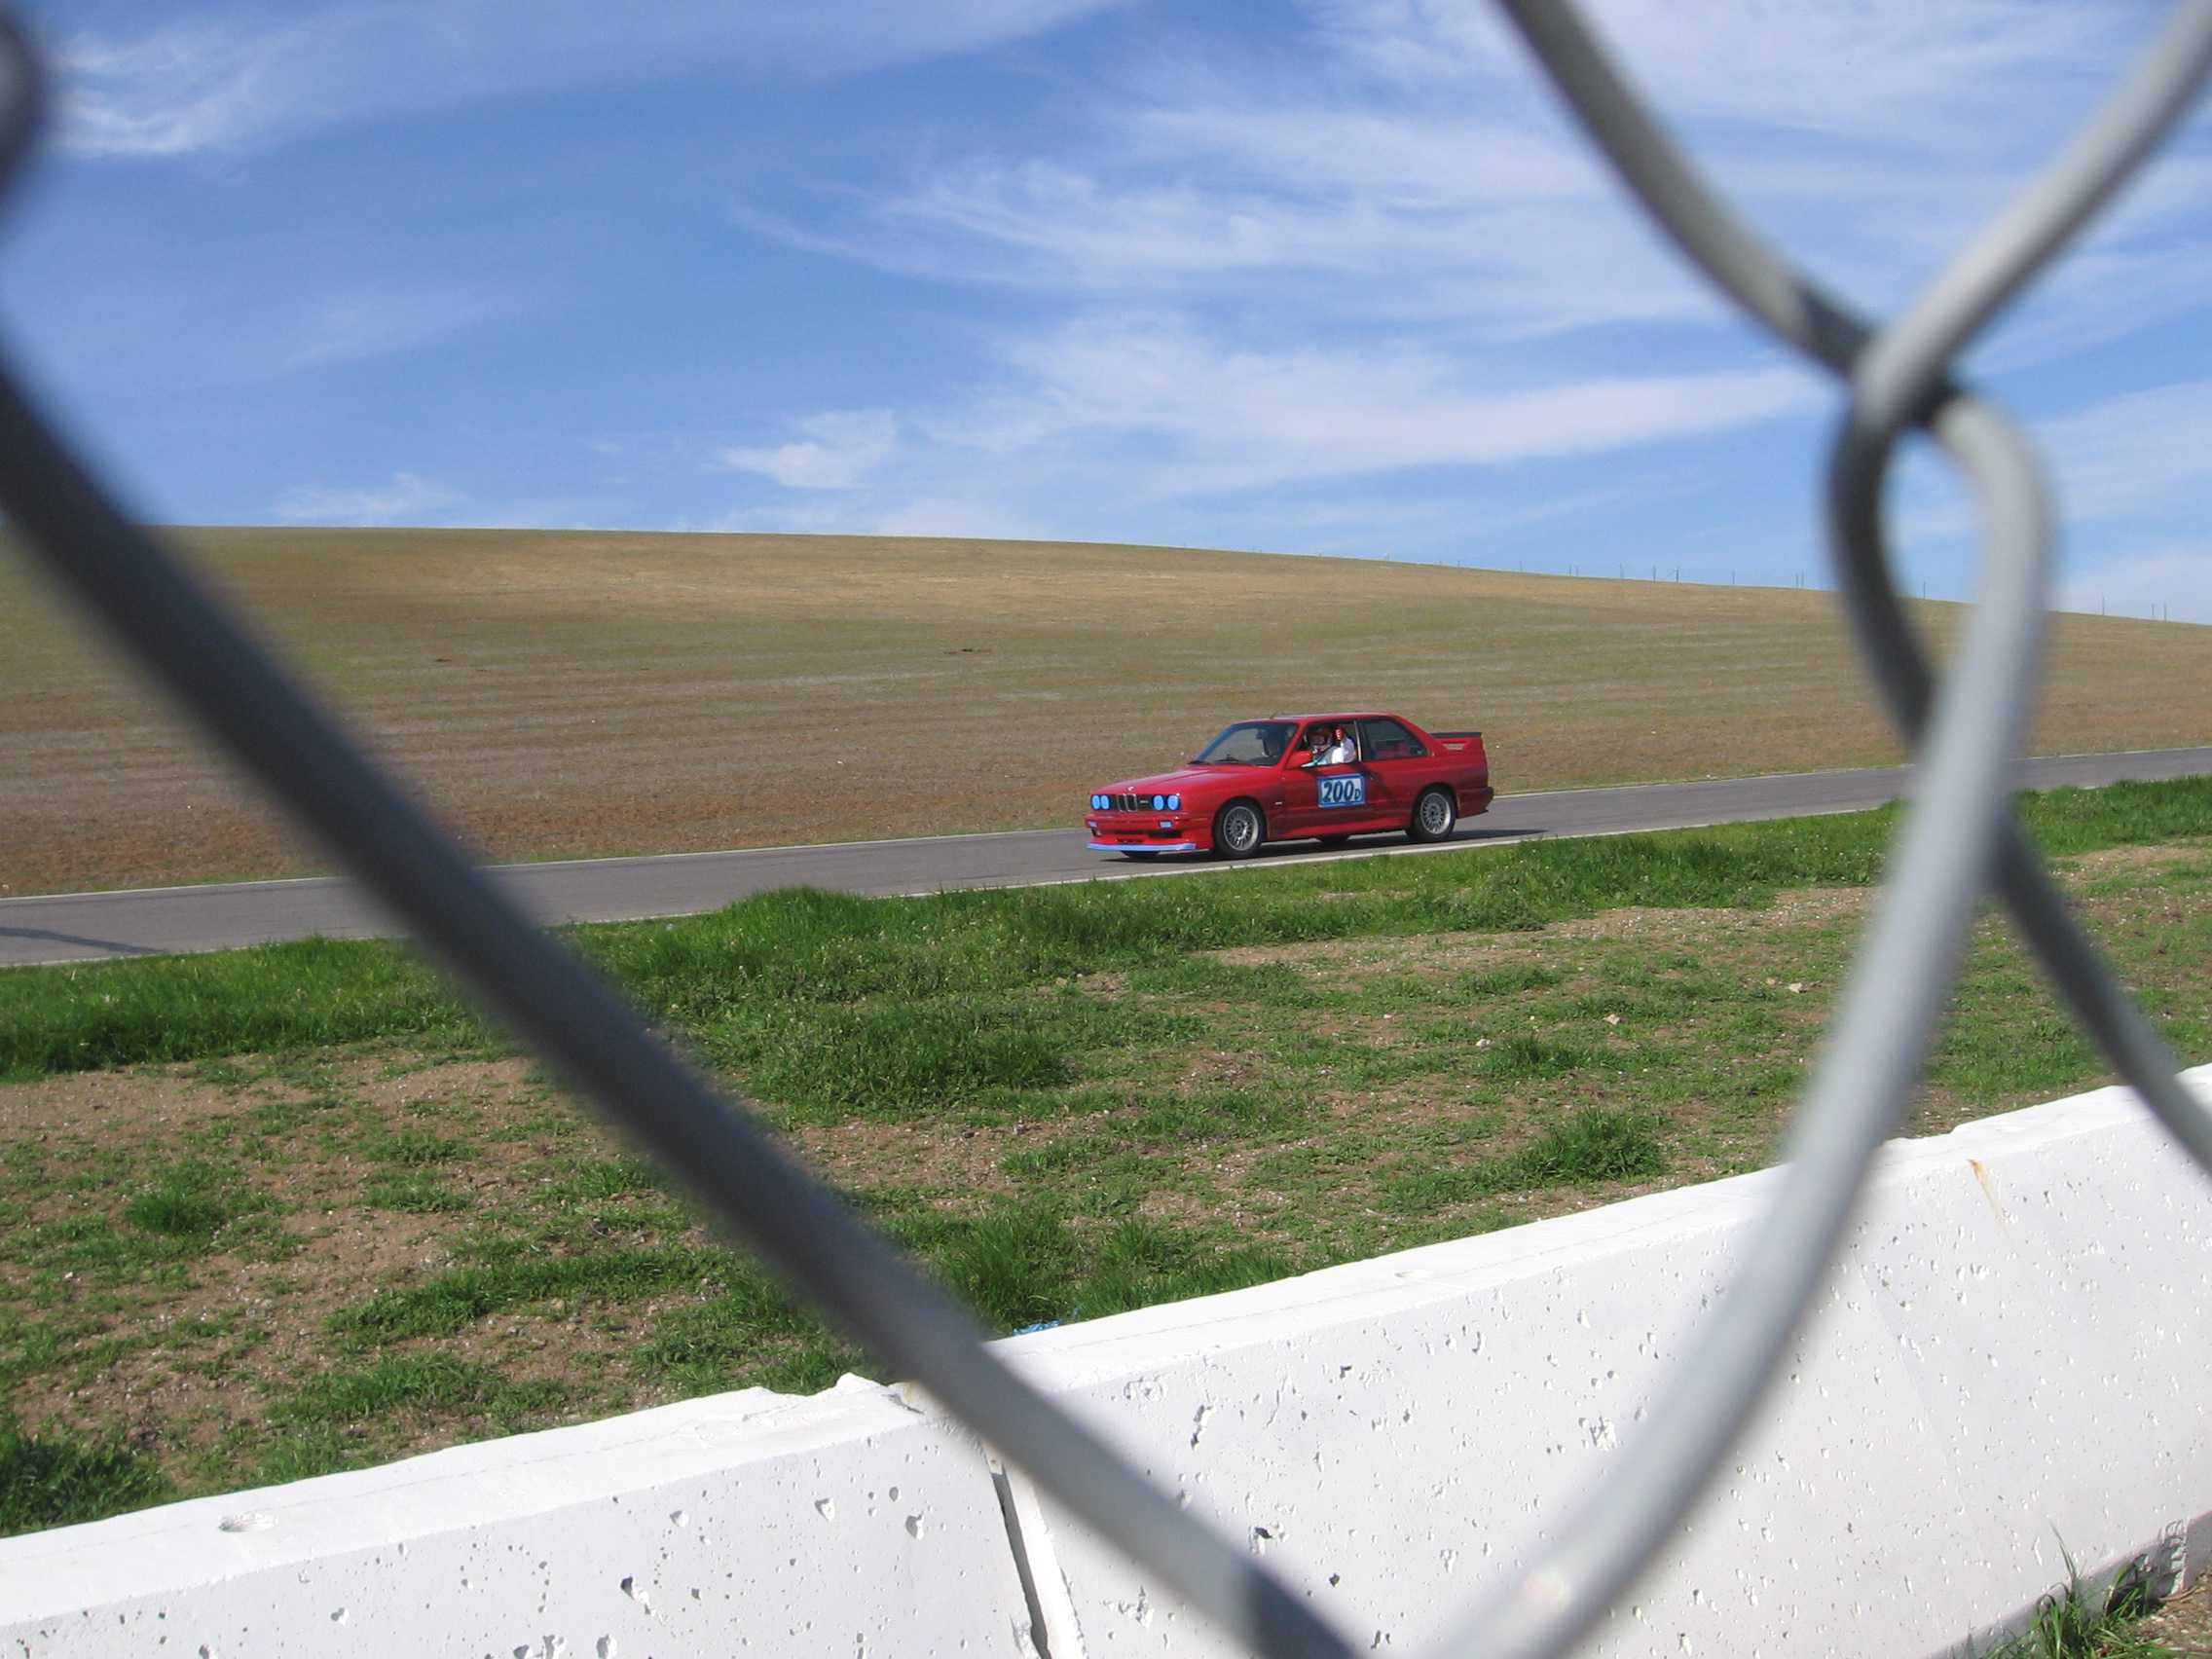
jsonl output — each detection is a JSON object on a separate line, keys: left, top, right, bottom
{"left": 1432, "top": 729, "right": 1482, "bottom": 740}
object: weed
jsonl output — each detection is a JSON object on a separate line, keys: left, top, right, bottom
{"left": 334, "top": 1246, "right": 728, "bottom": 1343}
{"left": 122, "top": 1161, "right": 245, "bottom": 1244}
{"left": 0, "top": 1417, "right": 171, "bottom": 1537}
{"left": 1986, "top": 1548, "right": 2171, "bottom": 1659}
{"left": 363, "top": 1174, "right": 472, "bottom": 1214}
{"left": 366, "top": 1129, "right": 472, "bottom": 1166}
{"left": 1480, "top": 1035, "right": 1591, "bottom": 1080}
{"left": 1383, "top": 1108, "right": 1665, "bottom": 1215}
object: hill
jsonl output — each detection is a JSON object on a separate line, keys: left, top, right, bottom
{"left": 2, "top": 528, "right": 2205, "bottom": 893}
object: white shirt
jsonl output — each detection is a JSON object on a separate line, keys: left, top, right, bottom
{"left": 1319, "top": 737, "right": 1355, "bottom": 764}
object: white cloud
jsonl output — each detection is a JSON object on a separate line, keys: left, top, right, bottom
{"left": 271, "top": 470, "right": 461, "bottom": 525}
{"left": 2058, "top": 545, "right": 2212, "bottom": 625}
{"left": 55, "top": 22, "right": 285, "bottom": 157}
{"left": 974, "top": 313, "right": 1820, "bottom": 498}
{"left": 1314, "top": 0, "right": 2119, "bottom": 148}
{"left": 1890, "top": 377, "right": 2212, "bottom": 549}
{"left": 710, "top": 313, "right": 1821, "bottom": 560}
{"left": 280, "top": 284, "right": 510, "bottom": 372}
{"left": 2038, "top": 381, "right": 2212, "bottom": 525}
{"left": 721, "top": 410, "right": 899, "bottom": 491}
{"left": 56, "top": 0, "right": 1126, "bottom": 157}
{"left": 731, "top": 0, "right": 2207, "bottom": 362}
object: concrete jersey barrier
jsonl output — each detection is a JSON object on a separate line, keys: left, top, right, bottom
{"left": 0, "top": 1379, "right": 1034, "bottom": 1656}
{"left": 997, "top": 1075, "right": 2212, "bottom": 1656}
{"left": 4, "top": 1073, "right": 2208, "bottom": 1656}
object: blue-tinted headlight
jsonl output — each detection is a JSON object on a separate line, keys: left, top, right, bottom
{"left": 1152, "top": 794, "right": 1165, "bottom": 810}
{"left": 1167, "top": 793, "right": 1181, "bottom": 810}
{"left": 1091, "top": 793, "right": 1105, "bottom": 810}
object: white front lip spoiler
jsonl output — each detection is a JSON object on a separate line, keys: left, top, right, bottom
{"left": 1088, "top": 840, "right": 1200, "bottom": 854}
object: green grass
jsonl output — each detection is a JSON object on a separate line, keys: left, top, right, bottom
{"left": 1382, "top": 1107, "right": 1665, "bottom": 1216}
{"left": 363, "top": 1174, "right": 472, "bottom": 1213}
{"left": 272, "top": 1355, "right": 566, "bottom": 1429}
{"left": 1985, "top": 1551, "right": 2181, "bottom": 1659}
{"left": 0, "top": 779, "right": 2205, "bottom": 1537}
{"left": 4, "top": 779, "right": 2204, "bottom": 1093}
{"left": 0, "top": 935, "right": 490, "bottom": 1081}
{"left": 0, "top": 1418, "right": 170, "bottom": 1533}
{"left": 333, "top": 1245, "right": 732, "bottom": 1343}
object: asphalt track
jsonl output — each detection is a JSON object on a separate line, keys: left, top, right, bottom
{"left": 4, "top": 747, "right": 2209, "bottom": 969}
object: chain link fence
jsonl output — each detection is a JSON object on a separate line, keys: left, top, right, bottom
{"left": 3, "top": 4, "right": 2209, "bottom": 1654}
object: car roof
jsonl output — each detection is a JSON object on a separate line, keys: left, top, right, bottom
{"left": 1259, "top": 712, "right": 1393, "bottom": 723}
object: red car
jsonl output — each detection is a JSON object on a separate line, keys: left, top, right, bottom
{"left": 1086, "top": 713, "right": 1493, "bottom": 859}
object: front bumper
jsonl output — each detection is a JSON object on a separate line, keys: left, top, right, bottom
{"left": 1086, "top": 811, "right": 1205, "bottom": 853}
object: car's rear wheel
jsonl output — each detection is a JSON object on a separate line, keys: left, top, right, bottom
{"left": 1213, "top": 800, "right": 1266, "bottom": 860}
{"left": 1408, "top": 786, "right": 1456, "bottom": 843}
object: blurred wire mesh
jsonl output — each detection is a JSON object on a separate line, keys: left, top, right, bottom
{"left": 1, "top": 4, "right": 2209, "bottom": 1655}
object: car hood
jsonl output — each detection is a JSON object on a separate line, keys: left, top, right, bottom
{"left": 1098, "top": 764, "right": 1250, "bottom": 795}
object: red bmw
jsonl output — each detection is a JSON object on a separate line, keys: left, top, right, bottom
{"left": 1085, "top": 713, "right": 1493, "bottom": 860}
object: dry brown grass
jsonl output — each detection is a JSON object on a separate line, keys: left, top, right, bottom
{"left": 5, "top": 527, "right": 2206, "bottom": 895}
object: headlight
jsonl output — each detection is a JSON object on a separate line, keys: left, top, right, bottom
{"left": 1167, "top": 793, "right": 1181, "bottom": 810}
{"left": 1091, "top": 793, "right": 1105, "bottom": 810}
{"left": 1152, "top": 794, "right": 1165, "bottom": 810}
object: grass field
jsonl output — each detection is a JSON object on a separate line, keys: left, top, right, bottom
{"left": 2, "top": 778, "right": 2206, "bottom": 1535}
{"left": 4, "top": 528, "right": 2209, "bottom": 895}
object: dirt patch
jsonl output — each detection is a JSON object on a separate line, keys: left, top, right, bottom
{"left": 1217, "top": 890, "right": 1868, "bottom": 976}
{"left": 2141, "top": 1573, "right": 2212, "bottom": 1652}
{"left": 785, "top": 1114, "right": 1050, "bottom": 1203}
{"left": 0, "top": 1051, "right": 645, "bottom": 1453}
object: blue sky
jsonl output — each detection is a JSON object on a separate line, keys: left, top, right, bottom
{"left": 8, "top": 0, "right": 2212, "bottom": 619}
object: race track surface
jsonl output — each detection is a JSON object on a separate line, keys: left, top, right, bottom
{"left": 5, "top": 747, "right": 2209, "bottom": 968}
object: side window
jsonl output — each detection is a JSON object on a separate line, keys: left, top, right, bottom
{"left": 1358, "top": 718, "right": 1426, "bottom": 760}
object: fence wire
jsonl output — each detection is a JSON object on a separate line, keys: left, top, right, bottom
{"left": 2, "top": 4, "right": 2209, "bottom": 1655}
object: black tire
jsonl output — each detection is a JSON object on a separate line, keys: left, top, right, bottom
{"left": 1408, "top": 786, "right": 1456, "bottom": 844}
{"left": 1213, "top": 800, "right": 1266, "bottom": 860}
{"left": 1317, "top": 834, "right": 1352, "bottom": 849}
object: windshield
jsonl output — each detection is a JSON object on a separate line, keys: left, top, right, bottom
{"left": 1193, "top": 720, "right": 1295, "bottom": 766}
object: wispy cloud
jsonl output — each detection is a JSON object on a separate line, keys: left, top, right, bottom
{"left": 711, "top": 311, "right": 1822, "bottom": 554}
{"left": 55, "top": 0, "right": 1127, "bottom": 158}
{"left": 1898, "top": 378, "right": 2212, "bottom": 545}
{"left": 271, "top": 470, "right": 461, "bottom": 526}
{"left": 279, "top": 283, "right": 512, "bottom": 372}
{"left": 2038, "top": 381, "right": 2212, "bottom": 525}
{"left": 1313, "top": 0, "right": 2118, "bottom": 148}
{"left": 978, "top": 313, "right": 1820, "bottom": 496}
{"left": 721, "top": 410, "right": 899, "bottom": 491}
{"left": 730, "top": 0, "right": 2212, "bottom": 387}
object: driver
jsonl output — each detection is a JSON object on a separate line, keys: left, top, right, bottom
{"left": 1319, "top": 724, "right": 1356, "bottom": 764}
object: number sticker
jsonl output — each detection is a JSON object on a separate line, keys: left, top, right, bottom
{"left": 1317, "top": 773, "right": 1367, "bottom": 809}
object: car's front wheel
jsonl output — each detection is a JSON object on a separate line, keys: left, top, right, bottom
{"left": 1408, "top": 786, "right": 1456, "bottom": 843}
{"left": 1213, "top": 800, "right": 1266, "bottom": 860}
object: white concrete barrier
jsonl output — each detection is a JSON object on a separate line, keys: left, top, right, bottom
{"left": 4, "top": 1075, "right": 2207, "bottom": 1657}
{"left": 0, "top": 1378, "right": 1035, "bottom": 1657}
{"left": 997, "top": 1075, "right": 2212, "bottom": 1657}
